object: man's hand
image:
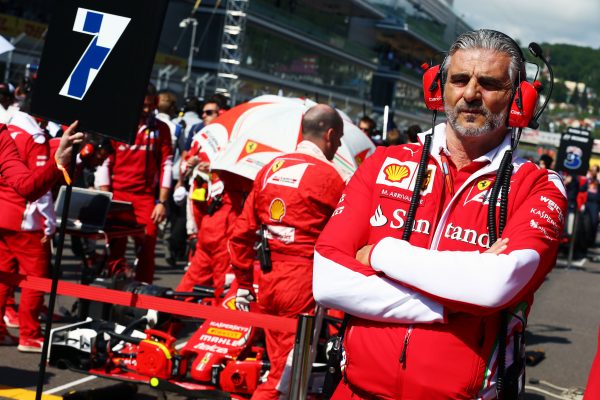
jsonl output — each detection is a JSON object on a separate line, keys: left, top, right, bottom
{"left": 356, "top": 244, "right": 373, "bottom": 266}
{"left": 55, "top": 121, "right": 84, "bottom": 168}
{"left": 485, "top": 238, "right": 509, "bottom": 254}
{"left": 197, "top": 161, "right": 210, "bottom": 173}
{"left": 186, "top": 155, "right": 200, "bottom": 169}
{"left": 356, "top": 238, "right": 508, "bottom": 267}
{"left": 235, "top": 287, "right": 256, "bottom": 312}
{"left": 151, "top": 203, "right": 167, "bottom": 224}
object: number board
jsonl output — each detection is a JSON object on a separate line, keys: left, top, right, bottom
{"left": 556, "top": 127, "right": 593, "bottom": 176}
{"left": 31, "top": 0, "right": 168, "bottom": 144}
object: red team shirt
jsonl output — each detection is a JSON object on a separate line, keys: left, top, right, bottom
{"left": 96, "top": 120, "right": 173, "bottom": 195}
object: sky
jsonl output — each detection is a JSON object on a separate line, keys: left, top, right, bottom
{"left": 452, "top": 0, "right": 600, "bottom": 49}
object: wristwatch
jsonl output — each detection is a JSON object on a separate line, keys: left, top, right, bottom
{"left": 157, "top": 200, "right": 167, "bottom": 206}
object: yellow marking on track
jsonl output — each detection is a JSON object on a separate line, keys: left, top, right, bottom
{"left": 0, "top": 385, "right": 62, "bottom": 399}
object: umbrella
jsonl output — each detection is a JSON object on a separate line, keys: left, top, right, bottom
{"left": 197, "top": 95, "right": 375, "bottom": 181}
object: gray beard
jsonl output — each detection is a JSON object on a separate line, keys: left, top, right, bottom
{"left": 445, "top": 104, "right": 507, "bottom": 137}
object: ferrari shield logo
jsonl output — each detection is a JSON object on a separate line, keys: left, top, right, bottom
{"left": 245, "top": 141, "right": 257, "bottom": 154}
{"left": 477, "top": 179, "right": 492, "bottom": 191}
{"left": 272, "top": 160, "right": 285, "bottom": 172}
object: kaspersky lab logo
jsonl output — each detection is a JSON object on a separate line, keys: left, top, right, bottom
{"left": 60, "top": 8, "right": 130, "bottom": 100}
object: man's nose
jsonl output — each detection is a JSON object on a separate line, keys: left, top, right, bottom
{"left": 463, "top": 78, "right": 481, "bottom": 103}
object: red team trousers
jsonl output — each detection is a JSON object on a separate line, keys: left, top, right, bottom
{"left": 0, "top": 229, "right": 50, "bottom": 339}
{"left": 109, "top": 192, "right": 158, "bottom": 283}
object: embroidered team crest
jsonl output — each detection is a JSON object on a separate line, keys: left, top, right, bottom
{"left": 422, "top": 168, "right": 433, "bottom": 191}
{"left": 269, "top": 198, "right": 286, "bottom": 222}
{"left": 272, "top": 160, "right": 285, "bottom": 172}
{"left": 384, "top": 164, "right": 410, "bottom": 183}
{"left": 477, "top": 179, "right": 492, "bottom": 191}
{"left": 245, "top": 141, "right": 258, "bottom": 154}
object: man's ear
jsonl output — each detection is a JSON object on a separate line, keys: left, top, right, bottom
{"left": 323, "top": 128, "right": 334, "bottom": 144}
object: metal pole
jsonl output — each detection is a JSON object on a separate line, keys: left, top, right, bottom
{"left": 35, "top": 143, "right": 80, "bottom": 400}
{"left": 382, "top": 105, "right": 389, "bottom": 141}
{"left": 288, "top": 314, "right": 315, "bottom": 400}
{"left": 4, "top": 33, "right": 26, "bottom": 82}
{"left": 567, "top": 208, "right": 580, "bottom": 269}
{"left": 183, "top": 18, "right": 198, "bottom": 98}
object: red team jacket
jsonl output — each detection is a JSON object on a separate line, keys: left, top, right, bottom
{"left": 0, "top": 112, "right": 55, "bottom": 234}
{"left": 314, "top": 124, "right": 567, "bottom": 399}
{"left": 96, "top": 120, "right": 173, "bottom": 195}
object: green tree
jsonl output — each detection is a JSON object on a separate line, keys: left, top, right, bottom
{"left": 570, "top": 84, "right": 580, "bottom": 106}
{"left": 552, "top": 80, "right": 568, "bottom": 103}
{"left": 580, "top": 85, "right": 589, "bottom": 111}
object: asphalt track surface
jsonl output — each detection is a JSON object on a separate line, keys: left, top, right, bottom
{"left": 0, "top": 237, "right": 598, "bottom": 399}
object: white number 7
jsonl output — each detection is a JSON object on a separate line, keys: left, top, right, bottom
{"left": 59, "top": 8, "right": 130, "bottom": 100}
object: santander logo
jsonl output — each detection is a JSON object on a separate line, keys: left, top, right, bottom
{"left": 370, "top": 205, "right": 388, "bottom": 227}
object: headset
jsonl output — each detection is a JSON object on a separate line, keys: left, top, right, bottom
{"left": 79, "top": 134, "right": 114, "bottom": 165}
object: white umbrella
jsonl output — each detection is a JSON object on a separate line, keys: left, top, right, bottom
{"left": 194, "top": 95, "right": 376, "bottom": 181}
{"left": 0, "top": 35, "right": 14, "bottom": 55}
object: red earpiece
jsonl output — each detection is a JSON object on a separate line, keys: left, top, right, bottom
{"left": 79, "top": 143, "right": 95, "bottom": 158}
{"left": 508, "top": 80, "right": 539, "bottom": 128}
{"left": 422, "top": 64, "right": 444, "bottom": 111}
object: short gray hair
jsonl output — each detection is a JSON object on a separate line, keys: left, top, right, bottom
{"left": 444, "top": 29, "right": 526, "bottom": 84}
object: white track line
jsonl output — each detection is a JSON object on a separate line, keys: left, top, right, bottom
{"left": 44, "top": 375, "right": 97, "bottom": 394}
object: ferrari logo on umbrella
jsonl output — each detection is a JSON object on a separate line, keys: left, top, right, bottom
{"left": 245, "top": 141, "right": 258, "bottom": 154}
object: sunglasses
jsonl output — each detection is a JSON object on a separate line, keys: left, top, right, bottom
{"left": 202, "top": 109, "right": 218, "bottom": 116}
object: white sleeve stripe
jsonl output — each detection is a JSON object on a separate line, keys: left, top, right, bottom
{"left": 94, "top": 158, "right": 111, "bottom": 187}
{"left": 161, "top": 156, "right": 173, "bottom": 188}
{"left": 313, "top": 251, "right": 444, "bottom": 323}
{"left": 548, "top": 171, "right": 567, "bottom": 199}
{"left": 371, "top": 238, "right": 540, "bottom": 308}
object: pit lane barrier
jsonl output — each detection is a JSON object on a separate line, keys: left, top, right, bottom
{"left": 0, "top": 270, "right": 318, "bottom": 399}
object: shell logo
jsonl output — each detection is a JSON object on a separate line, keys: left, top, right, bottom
{"left": 384, "top": 164, "right": 410, "bottom": 183}
{"left": 245, "top": 141, "right": 257, "bottom": 154}
{"left": 269, "top": 198, "right": 286, "bottom": 222}
{"left": 477, "top": 180, "right": 492, "bottom": 191}
{"left": 272, "top": 160, "right": 285, "bottom": 172}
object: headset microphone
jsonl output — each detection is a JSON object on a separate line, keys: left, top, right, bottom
{"left": 528, "top": 42, "right": 543, "bottom": 58}
{"left": 527, "top": 42, "right": 554, "bottom": 129}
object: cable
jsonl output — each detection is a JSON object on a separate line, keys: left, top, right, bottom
{"left": 402, "top": 111, "right": 436, "bottom": 241}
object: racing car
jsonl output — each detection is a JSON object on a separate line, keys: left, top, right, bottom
{"left": 48, "top": 280, "right": 335, "bottom": 399}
